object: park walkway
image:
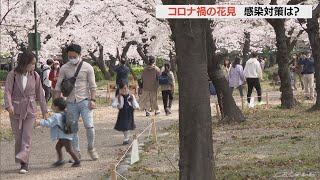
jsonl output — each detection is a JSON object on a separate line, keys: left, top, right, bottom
{"left": 0, "top": 103, "right": 178, "bottom": 180}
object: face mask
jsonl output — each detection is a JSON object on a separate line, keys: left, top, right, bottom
{"left": 69, "top": 58, "right": 80, "bottom": 65}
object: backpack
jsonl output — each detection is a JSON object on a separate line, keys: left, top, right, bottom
{"left": 158, "top": 72, "right": 170, "bottom": 85}
{"left": 36, "top": 64, "right": 50, "bottom": 86}
{"left": 59, "top": 112, "right": 78, "bottom": 134}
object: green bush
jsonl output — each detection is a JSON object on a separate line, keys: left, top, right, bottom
{"left": 93, "top": 66, "right": 104, "bottom": 82}
{"left": 0, "top": 70, "right": 8, "bottom": 81}
{"left": 130, "top": 66, "right": 144, "bottom": 79}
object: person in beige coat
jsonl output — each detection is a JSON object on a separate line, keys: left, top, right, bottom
{"left": 4, "top": 51, "right": 48, "bottom": 174}
{"left": 159, "top": 63, "right": 175, "bottom": 115}
{"left": 138, "top": 56, "right": 161, "bottom": 116}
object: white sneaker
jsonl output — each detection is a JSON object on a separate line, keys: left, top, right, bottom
{"left": 19, "top": 169, "right": 28, "bottom": 174}
{"left": 88, "top": 148, "right": 99, "bottom": 160}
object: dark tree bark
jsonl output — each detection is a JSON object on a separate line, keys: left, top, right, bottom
{"left": 286, "top": 28, "right": 304, "bottom": 53}
{"left": 61, "top": 44, "right": 69, "bottom": 65}
{"left": 88, "top": 42, "right": 111, "bottom": 80}
{"left": 266, "top": 0, "right": 299, "bottom": 109}
{"left": 137, "top": 43, "right": 149, "bottom": 64}
{"left": 242, "top": 31, "right": 250, "bottom": 68}
{"left": 207, "top": 22, "right": 245, "bottom": 124}
{"left": 299, "top": 2, "right": 320, "bottom": 109}
{"left": 7, "top": 30, "right": 27, "bottom": 51}
{"left": 56, "top": 0, "right": 75, "bottom": 27}
{"left": 169, "top": 49, "right": 177, "bottom": 75}
{"left": 269, "top": 51, "right": 276, "bottom": 68}
{"left": 164, "top": 0, "right": 215, "bottom": 179}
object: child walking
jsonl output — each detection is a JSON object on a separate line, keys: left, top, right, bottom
{"left": 35, "top": 97, "right": 81, "bottom": 167}
{"left": 112, "top": 83, "right": 140, "bottom": 145}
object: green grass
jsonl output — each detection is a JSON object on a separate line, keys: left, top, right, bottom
{"left": 0, "top": 89, "right": 4, "bottom": 105}
{"left": 124, "top": 105, "right": 320, "bottom": 179}
{"left": 0, "top": 126, "right": 13, "bottom": 141}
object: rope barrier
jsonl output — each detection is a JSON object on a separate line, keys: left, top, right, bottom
{"left": 115, "top": 142, "right": 134, "bottom": 167}
{"left": 114, "top": 170, "right": 128, "bottom": 180}
{"left": 137, "top": 123, "right": 153, "bottom": 139}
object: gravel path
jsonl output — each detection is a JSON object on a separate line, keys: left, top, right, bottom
{"left": 0, "top": 102, "right": 178, "bottom": 180}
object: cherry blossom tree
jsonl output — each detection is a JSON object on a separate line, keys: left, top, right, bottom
{"left": 0, "top": 0, "right": 172, "bottom": 70}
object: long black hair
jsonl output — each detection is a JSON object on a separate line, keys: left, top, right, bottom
{"left": 232, "top": 57, "right": 241, "bottom": 68}
{"left": 15, "top": 51, "right": 36, "bottom": 74}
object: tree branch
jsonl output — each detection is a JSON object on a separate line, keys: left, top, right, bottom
{"left": 121, "top": 40, "right": 138, "bottom": 59}
{"left": 56, "top": 0, "right": 75, "bottom": 27}
{"left": 287, "top": 0, "right": 307, "bottom": 5}
{"left": 0, "top": 2, "right": 19, "bottom": 25}
{"left": 137, "top": 44, "right": 148, "bottom": 64}
{"left": 288, "top": 29, "right": 304, "bottom": 52}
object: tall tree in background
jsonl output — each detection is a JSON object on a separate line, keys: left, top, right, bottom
{"left": 265, "top": 0, "right": 303, "bottom": 109}
{"left": 207, "top": 21, "right": 245, "bottom": 124}
{"left": 163, "top": 0, "right": 215, "bottom": 179}
{"left": 299, "top": 1, "right": 320, "bottom": 109}
{"left": 242, "top": 31, "right": 251, "bottom": 68}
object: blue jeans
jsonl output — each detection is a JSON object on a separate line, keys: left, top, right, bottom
{"left": 230, "top": 85, "right": 244, "bottom": 97}
{"left": 67, "top": 99, "right": 95, "bottom": 152}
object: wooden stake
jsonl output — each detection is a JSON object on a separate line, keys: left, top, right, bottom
{"left": 152, "top": 117, "right": 157, "bottom": 143}
{"left": 106, "top": 83, "right": 110, "bottom": 100}
{"left": 111, "top": 163, "right": 117, "bottom": 180}
{"left": 266, "top": 92, "right": 269, "bottom": 109}
{"left": 215, "top": 102, "right": 220, "bottom": 119}
{"left": 241, "top": 96, "right": 244, "bottom": 110}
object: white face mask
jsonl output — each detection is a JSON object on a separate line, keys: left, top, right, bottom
{"left": 69, "top": 57, "right": 80, "bottom": 65}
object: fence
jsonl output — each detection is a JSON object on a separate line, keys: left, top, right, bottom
{"left": 109, "top": 116, "right": 159, "bottom": 180}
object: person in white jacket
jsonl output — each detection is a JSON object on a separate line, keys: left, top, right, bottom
{"left": 243, "top": 52, "right": 263, "bottom": 104}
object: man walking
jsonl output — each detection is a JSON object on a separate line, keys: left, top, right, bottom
{"left": 114, "top": 57, "right": 134, "bottom": 96}
{"left": 244, "top": 52, "right": 263, "bottom": 105}
{"left": 299, "top": 50, "right": 315, "bottom": 100}
{"left": 55, "top": 44, "right": 98, "bottom": 160}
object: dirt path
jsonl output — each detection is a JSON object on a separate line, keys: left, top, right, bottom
{"left": 0, "top": 102, "right": 178, "bottom": 180}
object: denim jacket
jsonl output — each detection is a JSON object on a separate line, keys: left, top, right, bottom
{"left": 40, "top": 112, "right": 73, "bottom": 141}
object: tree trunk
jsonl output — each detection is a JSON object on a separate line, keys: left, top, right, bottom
{"left": 306, "top": 4, "right": 320, "bottom": 109}
{"left": 165, "top": 1, "right": 215, "bottom": 179}
{"left": 267, "top": 19, "right": 297, "bottom": 109}
{"left": 269, "top": 51, "right": 276, "bottom": 68}
{"left": 207, "top": 21, "right": 245, "bottom": 124}
{"left": 89, "top": 43, "right": 111, "bottom": 80}
{"left": 61, "top": 45, "right": 68, "bottom": 65}
{"left": 169, "top": 49, "right": 177, "bottom": 75}
{"left": 242, "top": 32, "right": 250, "bottom": 68}
{"left": 175, "top": 18, "right": 215, "bottom": 180}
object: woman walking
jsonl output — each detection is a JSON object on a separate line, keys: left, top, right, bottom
{"left": 4, "top": 51, "right": 48, "bottom": 174}
{"left": 229, "top": 57, "right": 246, "bottom": 97}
